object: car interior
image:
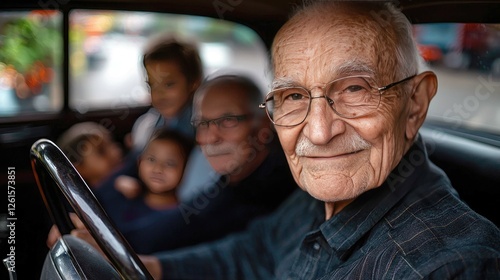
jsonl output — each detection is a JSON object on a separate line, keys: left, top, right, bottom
{"left": 1, "top": 0, "right": 499, "bottom": 279}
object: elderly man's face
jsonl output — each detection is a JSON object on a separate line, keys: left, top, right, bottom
{"left": 195, "top": 84, "right": 256, "bottom": 176}
{"left": 272, "top": 14, "right": 413, "bottom": 205}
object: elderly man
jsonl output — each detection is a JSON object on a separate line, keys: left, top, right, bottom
{"left": 141, "top": 1, "right": 500, "bottom": 279}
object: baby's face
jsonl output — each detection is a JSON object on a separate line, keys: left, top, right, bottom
{"left": 138, "top": 139, "right": 186, "bottom": 194}
{"left": 77, "top": 135, "right": 123, "bottom": 187}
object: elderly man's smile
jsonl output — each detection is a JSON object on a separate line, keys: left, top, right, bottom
{"left": 298, "top": 148, "right": 369, "bottom": 173}
{"left": 300, "top": 148, "right": 367, "bottom": 158}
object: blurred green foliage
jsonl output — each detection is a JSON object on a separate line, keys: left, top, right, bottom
{"left": 0, "top": 16, "right": 60, "bottom": 73}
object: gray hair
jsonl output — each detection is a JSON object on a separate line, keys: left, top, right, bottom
{"left": 192, "top": 75, "right": 264, "bottom": 120}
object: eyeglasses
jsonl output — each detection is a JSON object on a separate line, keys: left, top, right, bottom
{"left": 259, "top": 75, "right": 415, "bottom": 127}
{"left": 191, "top": 115, "right": 249, "bottom": 130}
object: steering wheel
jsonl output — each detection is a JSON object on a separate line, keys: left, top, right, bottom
{"left": 31, "top": 139, "right": 153, "bottom": 280}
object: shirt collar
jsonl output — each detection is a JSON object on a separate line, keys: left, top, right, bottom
{"left": 318, "top": 135, "right": 432, "bottom": 257}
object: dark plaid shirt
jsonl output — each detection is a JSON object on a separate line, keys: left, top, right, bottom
{"left": 156, "top": 136, "right": 500, "bottom": 279}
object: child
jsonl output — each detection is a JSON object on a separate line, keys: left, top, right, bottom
{"left": 128, "top": 34, "right": 203, "bottom": 151}
{"left": 103, "top": 129, "right": 194, "bottom": 231}
{"left": 114, "top": 128, "right": 193, "bottom": 201}
{"left": 57, "top": 122, "right": 123, "bottom": 188}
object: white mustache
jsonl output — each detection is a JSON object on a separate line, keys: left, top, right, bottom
{"left": 295, "top": 133, "right": 371, "bottom": 156}
{"left": 203, "top": 143, "right": 237, "bottom": 156}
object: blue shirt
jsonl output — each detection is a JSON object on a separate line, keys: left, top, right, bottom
{"left": 156, "top": 136, "right": 500, "bottom": 279}
{"left": 131, "top": 105, "right": 195, "bottom": 152}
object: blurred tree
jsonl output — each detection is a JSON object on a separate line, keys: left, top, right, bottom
{"left": 0, "top": 13, "right": 60, "bottom": 95}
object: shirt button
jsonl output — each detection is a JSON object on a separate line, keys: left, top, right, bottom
{"left": 313, "top": 242, "right": 320, "bottom": 250}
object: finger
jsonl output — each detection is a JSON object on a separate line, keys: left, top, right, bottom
{"left": 71, "top": 228, "right": 91, "bottom": 239}
{"left": 140, "top": 255, "right": 162, "bottom": 279}
{"left": 71, "top": 228, "right": 98, "bottom": 249}
{"left": 69, "top": 212, "right": 85, "bottom": 229}
{"left": 46, "top": 224, "right": 61, "bottom": 248}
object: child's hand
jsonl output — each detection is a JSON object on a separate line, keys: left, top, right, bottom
{"left": 114, "top": 175, "right": 142, "bottom": 199}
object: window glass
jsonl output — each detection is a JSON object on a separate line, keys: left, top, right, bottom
{"left": 415, "top": 23, "right": 500, "bottom": 135}
{"left": 0, "top": 11, "right": 62, "bottom": 118}
{"left": 69, "top": 10, "right": 270, "bottom": 113}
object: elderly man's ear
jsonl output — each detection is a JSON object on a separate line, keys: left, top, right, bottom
{"left": 405, "top": 71, "right": 438, "bottom": 141}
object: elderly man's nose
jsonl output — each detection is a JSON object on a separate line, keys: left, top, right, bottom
{"left": 303, "top": 96, "right": 344, "bottom": 144}
{"left": 198, "top": 124, "right": 221, "bottom": 144}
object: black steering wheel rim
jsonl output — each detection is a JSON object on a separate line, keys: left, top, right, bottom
{"left": 31, "top": 138, "right": 153, "bottom": 280}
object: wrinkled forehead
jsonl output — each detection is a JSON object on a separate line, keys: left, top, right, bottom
{"left": 195, "top": 84, "right": 250, "bottom": 118}
{"left": 272, "top": 6, "right": 393, "bottom": 84}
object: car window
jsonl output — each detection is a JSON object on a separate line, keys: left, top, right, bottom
{"left": 415, "top": 23, "right": 500, "bottom": 136}
{"left": 0, "top": 11, "right": 62, "bottom": 119}
{"left": 68, "top": 10, "right": 270, "bottom": 113}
